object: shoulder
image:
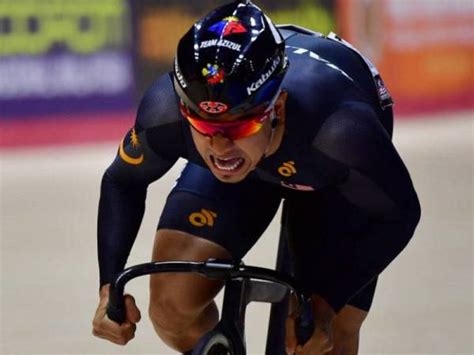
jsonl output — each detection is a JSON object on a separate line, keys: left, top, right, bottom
{"left": 132, "top": 72, "right": 189, "bottom": 160}
{"left": 135, "top": 72, "right": 182, "bottom": 131}
{"left": 312, "top": 101, "right": 390, "bottom": 165}
{"left": 283, "top": 29, "right": 356, "bottom": 83}
{"left": 318, "top": 101, "right": 381, "bottom": 140}
{"left": 279, "top": 28, "right": 381, "bottom": 139}
{"left": 281, "top": 26, "right": 378, "bottom": 107}
{"left": 282, "top": 43, "right": 366, "bottom": 141}
{"left": 282, "top": 29, "right": 363, "bottom": 109}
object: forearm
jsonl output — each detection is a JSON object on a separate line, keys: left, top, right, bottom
{"left": 97, "top": 172, "right": 147, "bottom": 286}
{"left": 311, "top": 294, "right": 336, "bottom": 329}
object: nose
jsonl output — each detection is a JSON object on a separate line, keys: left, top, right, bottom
{"left": 209, "top": 133, "right": 234, "bottom": 154}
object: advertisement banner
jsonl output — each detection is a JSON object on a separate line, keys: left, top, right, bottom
{"left": 0, "top": 0, "right": 135, "bottom": 147}
{"left": 337, "top": 0, "right": 474, "bottom": 115}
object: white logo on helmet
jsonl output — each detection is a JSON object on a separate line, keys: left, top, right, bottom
{"left": 200, "top": 39, "right": 242, "bottom": 52}
{"left": 246, "top": 56, "right": 281, "bottom": 96}
{"left": 174, "top": 58, "right": 187, "bottom": 88}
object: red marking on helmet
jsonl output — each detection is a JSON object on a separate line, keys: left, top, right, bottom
{"left": 223, "top": 21, "right": 247, "bottom": 36}
{"left": 199, "top": 101, "right": 229, "bottom": 114}
{"left": 208, "top": 17, "right": 247, "bottom": 37}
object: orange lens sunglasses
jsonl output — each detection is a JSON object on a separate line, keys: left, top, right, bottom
{"left": 180, "top": 101, "right": 273, "bottom": 140}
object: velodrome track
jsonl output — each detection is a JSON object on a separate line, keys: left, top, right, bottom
{"left": 1, "top": 111, "right": 472, "bottom": 354}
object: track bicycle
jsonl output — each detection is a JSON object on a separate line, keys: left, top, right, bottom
{"left": 107, "top": 200, "right": 313, "bottom": 354}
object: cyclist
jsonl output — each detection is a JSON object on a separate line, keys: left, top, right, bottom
{"left": 92, "top": 1, "right": 421, "bottom": 354}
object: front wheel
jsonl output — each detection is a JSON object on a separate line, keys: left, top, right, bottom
{"left": 192, "top": 330, "right": 234, "bottom": 355}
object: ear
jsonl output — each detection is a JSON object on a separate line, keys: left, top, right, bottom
{"left": 274, "top": 90, "right": 288, "bottom": 124}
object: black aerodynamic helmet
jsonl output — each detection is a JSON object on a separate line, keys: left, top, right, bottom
{"left": 173, "top": 0, "right": 288, "bottom": 120}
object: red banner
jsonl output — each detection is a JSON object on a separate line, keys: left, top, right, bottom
{"left": 337, "top": 0, "right": 474, "bottom": 115}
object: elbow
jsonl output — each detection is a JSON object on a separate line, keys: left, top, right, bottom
{"left": 403, "top": 193, "right": 421, "bottom": 240}
{"left": 389, "top": 193, "right": 421, "bottom": 251}
{"left": 409, "top": 194, "right": 421, "bottom": 231}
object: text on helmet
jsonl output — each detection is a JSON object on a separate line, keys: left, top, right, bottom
{"left": 174, "top": 58, "right": 187, "bottom": 88}
{"left": 246, "top": 55, "right": 281, "bottom": 96}
{"left": 200, "top": 39, "right": 242, "bottom": 52}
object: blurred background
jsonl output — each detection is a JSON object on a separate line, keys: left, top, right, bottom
{"left": 1, "top": 0, "right": 472, "bottom": 146}
{"left": 1, "top": 0, "right": 473, "bottom": 354}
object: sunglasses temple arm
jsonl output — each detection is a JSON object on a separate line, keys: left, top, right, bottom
{"left": 263, "top": 119, "right": 277, "bottom": 158}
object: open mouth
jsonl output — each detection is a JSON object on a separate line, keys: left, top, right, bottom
{"left": 211, "top": 155, "right": 245, "bottom": 173}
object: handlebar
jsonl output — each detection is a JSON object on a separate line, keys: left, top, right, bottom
{"left": 107, "top": 259, "right": 306, "bottom": 324}
{"left": 106, "top": 259, "right": 314, "bottom": 347}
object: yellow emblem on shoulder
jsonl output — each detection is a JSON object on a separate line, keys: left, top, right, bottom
{"left": 278, "top": 161, "right": 297, "bottom": 177}
{"left": 130, "top": 128, "right": 140, "bottom": 148}
{"left": 119, "top": 129, "right": 144, "bottom": 165}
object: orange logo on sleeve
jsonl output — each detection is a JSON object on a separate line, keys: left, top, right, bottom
{"left": 278, "top": 161, "right": 297, "bottom": 177}
{"left": 119, "top": 128, "right": 144, "bottom": 165}
{"left": 189, "top": 209, "right": 218, "bottom": 227}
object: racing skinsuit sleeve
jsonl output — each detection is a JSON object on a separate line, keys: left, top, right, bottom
{"left": 97, "top": 127, "right": 177, "bottom": 287}
{"left": 97, "top": 75, "right": 183, "bottom": 287}
{"left": 308, "top": 101, "right": 421, "bottom": 312}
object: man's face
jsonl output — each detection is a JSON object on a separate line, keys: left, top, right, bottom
{"left": 191, "top": 116, "right": 272, "bottom": 183}
{"left": 189, "top": 92, "right": 287, "bottom": 183}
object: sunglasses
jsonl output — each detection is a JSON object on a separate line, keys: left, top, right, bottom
{"left": 180, "top": 101, "right": 275, "bottom": 140}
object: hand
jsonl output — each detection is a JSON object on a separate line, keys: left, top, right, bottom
{"left": 286, "top": 295, "right": 334, "bottom": 355}
{"left": 286, "top": 318, "right": 334, "bottom": 355}
{"left": 92, "top": 284, "right": 141, "bottom": 345}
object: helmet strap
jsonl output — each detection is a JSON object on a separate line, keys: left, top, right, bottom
{"left": 271, "top": 115, "right": 278, "bottom": 128}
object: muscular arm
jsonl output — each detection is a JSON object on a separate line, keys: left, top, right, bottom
{"left": 97, "top": 74, "right": 183, "bottom": 287}
{"left": 310, "top": 102, "right": 421, "bottom": 312}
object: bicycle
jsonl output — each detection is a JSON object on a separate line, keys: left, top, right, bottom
{"left": 107, "top": 202, "right": 315, "bottom": 354}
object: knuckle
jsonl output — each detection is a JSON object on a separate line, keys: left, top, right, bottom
{"left": 116, "top": 339, "right": 127, "bottom": 346}
{"left": 123, "top": 323, "right": 135, "bottom": 332}
{"left": 119, "top": 328, "right": 132, "bottom": 338}
{"left": 121, "top": 339, "right": 129, "bottom": 346}
{"left": 92, "top": 323, "right": 104, "bottom": 336}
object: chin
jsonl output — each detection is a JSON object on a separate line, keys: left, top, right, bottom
{"left": 213, "top": 173, "right": 247, "bottom": 183}
{"left": 211, "top": 168, "right": 248, "bottom": 183}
